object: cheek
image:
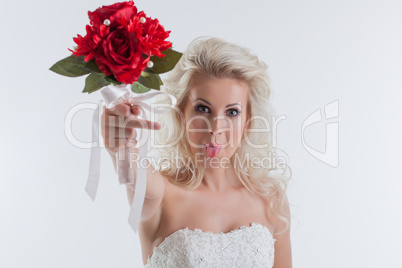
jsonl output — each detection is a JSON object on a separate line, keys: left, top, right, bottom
{"left": 184, "top": 109, "right": 208, "bottom": 128}
{"left": 185, "top": 118, "right": 209, "bottom": 144}
{"left": 233, "top": 116, "right": 246, "bottom": 135}
{"left": 188, "top": 118, "right": 209, "bottom": 129}
{"left": 230, "top": 116, "right": 247, "bottom": 145}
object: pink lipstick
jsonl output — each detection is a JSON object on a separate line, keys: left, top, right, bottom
{"left": 204, "top": 143, "right": 222, "bottom": 158}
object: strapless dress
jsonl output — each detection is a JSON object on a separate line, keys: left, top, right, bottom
{"left": 144, "top": 222, "right": 276, "bottom": 267}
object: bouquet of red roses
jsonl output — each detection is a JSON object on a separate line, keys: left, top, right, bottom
{"left": 50, "top": 0, "right": 181, "bottom": 93}
{"left": 50, "top": 1, "right": 180, "bottom": 234}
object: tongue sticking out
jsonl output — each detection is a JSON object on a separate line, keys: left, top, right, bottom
{"left": 206, "top": 146, "right": 222, "bottom": 158}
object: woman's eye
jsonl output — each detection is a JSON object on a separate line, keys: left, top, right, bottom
{"left": 227, "top": 109, "right": 240, "bottom": 117}
{"left": 195, "top": 105, "right": 209, "bottom": 113}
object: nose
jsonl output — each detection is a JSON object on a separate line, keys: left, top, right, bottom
{"left": 209, "top": 129, "right": 222, "bottom": 136}
{"left": 208, "top": 116, "right": 226, "bottom": 136}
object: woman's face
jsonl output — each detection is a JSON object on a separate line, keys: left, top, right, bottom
{"left": 182, "top": 76, "right": 249, "bottom": 164}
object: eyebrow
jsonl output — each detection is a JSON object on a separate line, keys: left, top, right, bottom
{"left": 194, "top": 98, "right": 243, "bottom": 108}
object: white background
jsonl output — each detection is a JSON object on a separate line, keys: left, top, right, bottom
{"left": 1, "top": 0, "right": 401, "bottom": 267}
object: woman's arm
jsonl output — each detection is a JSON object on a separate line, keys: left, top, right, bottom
{"left": 107, "top": 149, "right": 165, "bottom": 222}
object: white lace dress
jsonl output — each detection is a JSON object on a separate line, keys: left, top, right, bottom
{"left": 144, "top": 222, "right": 276, "bottom": 268}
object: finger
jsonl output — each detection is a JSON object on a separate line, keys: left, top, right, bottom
{"left": 128, "top": 98, "right": 144, "bottom": 116}
{"left": 131, "top": 105, "right": 141, "bottom": 116}
{"left": 106, "top": 103, "right": 131, "bottom": 117}
{"left": 126, "top": 119, "right": 161, "bottom": 130}
{"left": 107, "top": 116, "right": 161, "bottom": 130}
{"left": 105, "top": 127, "right": 137, "bottom": 139}
{"left": 125, "top": 138, "right": 138, "bottom": 148}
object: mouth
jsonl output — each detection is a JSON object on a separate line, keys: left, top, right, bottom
{"left": 204, "top": 143, "right": 222, "bottom": 158}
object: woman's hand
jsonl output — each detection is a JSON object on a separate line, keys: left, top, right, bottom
{"left": 100, "top": 100, "right": 161, "bottom": 156}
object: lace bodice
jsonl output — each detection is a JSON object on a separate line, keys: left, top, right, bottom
{"left": 144, "top": 222, "right": 276, "bottom": 268}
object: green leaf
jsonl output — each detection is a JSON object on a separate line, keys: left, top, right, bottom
{"left": 82, "top": 73, "right": 110, "bottom": 94}
{"left": 131, "top": 82, "right": 151, "bottom": 94}
{"left": 105, "top": 75, "right": 123, "bottom": 85}
{"left": 49, "top": 55, "right": 91, "bottom": 77}
{"left": 138, "top": 72, "right": 163, "bottom": 90}
{"left": 84, "top": 59, "right": 102, "bottom": 73}
{"left": 145, "top": 48, "right": 182, "bottom": 74}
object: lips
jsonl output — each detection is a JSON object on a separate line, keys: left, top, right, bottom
{"left": 204, "top": 143, "right": 222, "bottom": 158}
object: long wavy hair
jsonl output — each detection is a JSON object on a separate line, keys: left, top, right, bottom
{"left": 148, "top": 36, "right": 292, "bottom": 236}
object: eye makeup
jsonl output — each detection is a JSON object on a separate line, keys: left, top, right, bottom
{"left": 194, "top": 104, "right": 242, "bottom": 117}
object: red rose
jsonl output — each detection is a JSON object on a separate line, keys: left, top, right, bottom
{"left": 95, "top": 17, "right": 149, "bottom": 84}
{"left": 88, "top": 1, "right": 137, "bottom": 28}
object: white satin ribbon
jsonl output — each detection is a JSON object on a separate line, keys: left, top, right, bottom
{"left": 85, "top": 83, "right": 176, "bottom": 234}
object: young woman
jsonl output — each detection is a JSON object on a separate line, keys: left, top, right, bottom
{"left": 101, "top": 36, "right": 292, "bottom": 267}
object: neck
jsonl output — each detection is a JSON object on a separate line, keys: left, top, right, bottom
{"left": 200, "top": 161, "right": 242, "bottom": 193}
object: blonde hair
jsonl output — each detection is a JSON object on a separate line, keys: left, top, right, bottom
{"left": 149, "top": 36, "right": 292, "bottom": 236}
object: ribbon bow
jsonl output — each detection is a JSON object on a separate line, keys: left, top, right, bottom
{"left": 85, "top": 83, "right": 177, "bottom": 233}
